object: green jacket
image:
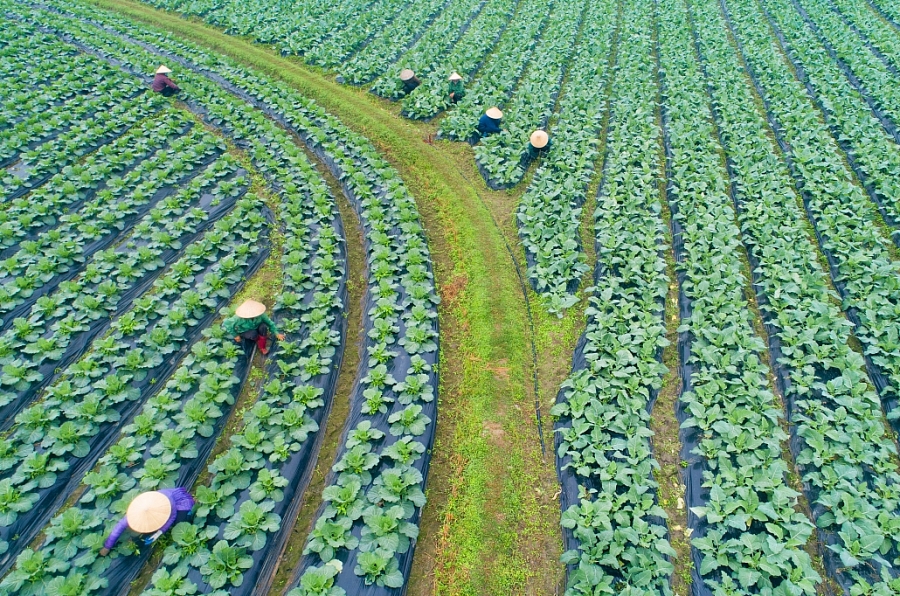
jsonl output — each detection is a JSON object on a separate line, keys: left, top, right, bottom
{"left": 448, "top": 80, "right": 465, "bottom": 100}
{"left": 223, "top": 314, "right": 278, "bottom": 337}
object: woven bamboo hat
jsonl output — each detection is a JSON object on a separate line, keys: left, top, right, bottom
{"left": 126, "top": 491, "right": 172, "bottom": 533}
{"left": 400, "top": 69, "right": 415, "bottom": 81}
{"left": 155, "top": 65, "right": 172, "bottom": 74}
{"left": 530, "top": 130, "right": 549, "bottom": 148}
{"left": 235, "top": 299, "right": 266, "bottom": 319}
{"left": 448, "top": 72, "right": 462, "bottom": 81}
{"left": 485, "top": 107, "right": 503, "bottom": 119}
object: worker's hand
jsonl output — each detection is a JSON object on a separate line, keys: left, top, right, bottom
{"left": 234, "top": 336, "right": 241, "bottom": 343}
{"left": 277, "top": 333, "right": 285, "bottom": 341}
{"left": 450, "top": 92, "right": 455, "bottom": 99}
{"left": 99, "top": 547, "right": 109, "bottom": 556}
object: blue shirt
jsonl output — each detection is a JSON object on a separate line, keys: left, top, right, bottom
{"left": 477, "top": 114, "right": 501, "bottom": 135}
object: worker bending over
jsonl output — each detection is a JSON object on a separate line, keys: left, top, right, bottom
{"left": 99, "top": 489, "right": 194, "bottom": 556}
{"left": 527, "top": 129, "right": 551, "bottom": 158}
{"left": 477, "top": 107, "right": 503, "bottom": 136}
{"left": 400, "top": 69, "right": 421, "bottom": 94}
{"left": 223, "top": 299, "right": 285, "bottom": 355}
{"left": 448, "top": 72, "right": 465, "bottom": 103}
{"left": 152, "top": 65, "right": 180, "bottom": 96}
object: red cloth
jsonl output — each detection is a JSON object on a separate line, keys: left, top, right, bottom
{"left": 152, "top": 73, "right": 179, "bottom": 92}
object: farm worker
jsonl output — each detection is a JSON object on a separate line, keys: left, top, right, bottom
{"left": 151, "top": 65, "right": 180, "bottom": 97}
{"left": 400, "top": 69, "right": 421, "bottom": 94}
{"left": 99, "top": 489, "right": 195, "bottom": 556}
{"left": 527, "top": 129, "right": 551, "bottom": 158}
{"left": 222, "top": 299, "right": 285, "bottom": 355}
{"left": 477, "top": 107, "right": 503, "bottom": 136}
{"left": 448, "top": 72, "right": 465, "bottom": 103}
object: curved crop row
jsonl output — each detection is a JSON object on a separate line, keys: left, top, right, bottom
{"left": 0, "top": 199, "right": 261, "bottom": 594}
{"left": 690, "top": 0, "right": 900, "bottom": 593}
{"left": 551, "top": 1, "right": 674, "bottom": 594}
{"left": 301, "top": 0, "right": 407, "bottom": 69}
{"left": 141, "top": 98, "right": 348, "bottom": 596}
{"left": 515, "top": 0, "right": 618, "bottom": 312}
{"left": 0, "top": 60, "right": 137, "bottom": 166}
{"left": 31, "top": 3, "right": 442, "bottom": 593}
{"left": 398, "top": 0, "right": 518, "bottom": 119}
{"left": 0, "top": 174, "right": 267, "bottom": 577}
{"left": 657, "top": 0, "right": 820, "bottom": 593}
{"left": 473, "top": 0, "right": 587, "bottom": 188}
{"left": 0, "top": 124, "right": 223, "bottom": 325}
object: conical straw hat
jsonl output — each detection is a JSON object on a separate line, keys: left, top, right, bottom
{"left": 126, "top": 491, "right": 172, "bottom": 533}
{"left": 235, "top": 299, "right": 266, "bottom": 319}
{"left": 448, "top": 72, "right": 462, "bottom": 81}
{"left": 400, "top": 69, "right": 415, "bottom": 81}
{"left": 485, "top": 107, "right": 503, "bottom": 119}
{"left": 530, "top": 130, "right": 549, "bottom": 148}
{"left": 156, "top": 65, "right": 172, "bottom": 74}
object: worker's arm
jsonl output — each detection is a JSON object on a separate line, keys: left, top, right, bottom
{"left": 163, "top": 75, "right": 179, "bottom": 90}
{"left": 101, "top": 516, "right": 130, "bottom": 553}
{"left": 222, "top": 316, "right": 237, "bottom": 338}
{"left": 260, "top": 314, "right": 279, "bottom": 336}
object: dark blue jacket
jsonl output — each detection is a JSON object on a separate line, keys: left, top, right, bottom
{"left": 477, "top": 114, "right": 501, "bottom": 135}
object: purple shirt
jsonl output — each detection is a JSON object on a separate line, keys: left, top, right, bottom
{"left": 151, "top": 73, "right": 179, "bottom": 92}
{"left": 103, "top": 488, "right": 194, "bottom": 550}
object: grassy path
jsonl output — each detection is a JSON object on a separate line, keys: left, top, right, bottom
{"left": 87, "top": 0, "right": 569, "bottom": 593}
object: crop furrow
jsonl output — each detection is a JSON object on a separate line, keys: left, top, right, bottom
{"left": 552, "top": 1, "right": 675, "bottom": 594}
{"left": 0, "top": 155, "right": 246, "bottom": 429}
{"left": 399, "top": 0, "right": 521, "bottom": 119}
{"left": 0, "top": 126, "right": 225, "bottom": 328}
{"left": 719, "top": 0, "right": 900, "bottom": 440}
{"left": 437, "top": 0, "right": 554, "bottom": 141}
{"left": 473, "top": 0, "right": 588, "bottom": 188}
{"left": 338, "top": 0, "right": 453, "bottom": 85}
{"left": 515, "top": 0, "right": 619, "bottom": 313}
{"left": 756, "top": 0, "right": 900, "bottom": 235}
{"left": 369, "top": 0, "right": 489, "bottom": 100}
{"left": 0, "top": 88, "right": 165, "bottom": 203}
{"left": 0, "top": 114, "right": 192, "bottom": 259}
{"left": 655, "top": 0, "right": 822, "bottom": 593}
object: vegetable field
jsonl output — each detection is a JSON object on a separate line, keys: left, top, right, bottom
{"left": 4, "top": 0, "right": 900, "bottom": 595}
